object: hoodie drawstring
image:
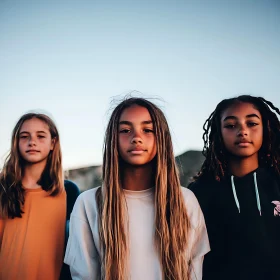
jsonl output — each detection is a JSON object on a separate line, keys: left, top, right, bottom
{"left": 231, "top": 175, "right": 240, "bottom": 213}
{"left": 231, "top": 172, "right": 262, "bottom": 216}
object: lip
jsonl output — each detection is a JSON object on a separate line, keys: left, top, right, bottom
{"left": 129, "top": 150, "right": 145, "bottom": 155}
{"left": 235, "top": 139, "right": 251, "bottom": 144}
{"left": 26, "top": 150, "right": 40, "bottom": 153}
{"left": 128, "top": 147, "right": 146, "bottom": 154}
{"left": 235, "top": 141, "right": 252, "bottom": 147}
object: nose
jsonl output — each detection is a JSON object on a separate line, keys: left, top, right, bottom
{"left": 131, "top": 132, "right": 143, "bottom": 144}
{"left": 28, "top": 136, "right": 37, "bottom": 146}
{"left": 237, "top": 124, "right": 248, "bottom": 137}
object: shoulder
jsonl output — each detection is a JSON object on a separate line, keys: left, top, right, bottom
{"left": 71, "top": 187, "right": 101, "bottom": 223}
{"left": 64, "top": 179, "right": 80, "bottom": 196}
{"left": 257, "top": 168, "right": 280, "bottom": 197}
{"left": 64, "top": 180, "right": 81, "bottom": 219}
{"left": 180, "top": 187, "right": 204, "bottom": 229}
{"left": 188, "top": 176, "right": 221, "bottom": 202}
{"left": 74, "top": 187, "right": 100, "bottom": 209}
{"left": 180, "top": 186, "right": 199, "bottom": 206}
{"left": 188, "top": 176, "right": 212, "bottom": 193}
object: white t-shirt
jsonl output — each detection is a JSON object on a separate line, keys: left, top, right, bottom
{"left": 64, "top": 186, "right": 210, "bottom": 280}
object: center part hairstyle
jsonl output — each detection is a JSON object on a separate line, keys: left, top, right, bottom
{"left": 197, "top": 95, "right": 280, "bottom": 182}
{"left": 95, "top": 97, "right": 191, "bottom": 280}
{"left": 0, "top": 113, "right": 64, "bottom": 219}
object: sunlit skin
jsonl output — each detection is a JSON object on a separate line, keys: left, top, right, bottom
{"left": 221, "top": 102, "right": 263, "bottom": 177}
{"left": 18, "top": 118, "right": 55, "bottom": 189}
{"left": 118, "top": 105, "right": 157, "bottom": 191}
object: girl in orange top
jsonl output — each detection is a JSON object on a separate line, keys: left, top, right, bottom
{"left": 0, "top": 113, "right": 67, "bottom": 280}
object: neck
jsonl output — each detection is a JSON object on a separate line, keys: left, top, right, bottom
{"left": 22, "top": 160, "right": 47, "bottom": 189}
{"left": 229, "top": 154, "right": 259, "bottom": 177}
{"left": 121, "top": 163, "right": 154, "bottom": 191}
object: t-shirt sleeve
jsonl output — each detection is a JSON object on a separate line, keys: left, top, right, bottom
{"left": 190, "top": 219, "right": 210, "bottom": 280}
{"left": 186, "top": 189, "right": 210, "bottom": 280}
{"left": 64, "top": 195, "right": 101, "bottom": 280}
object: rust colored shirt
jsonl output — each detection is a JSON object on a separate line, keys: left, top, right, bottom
{"left": 0, "top": 187, "right": 66, "bottom": 280}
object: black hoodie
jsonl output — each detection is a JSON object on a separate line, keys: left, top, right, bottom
{"left": 189, "top": 168, "right": 280, "bottom": 280}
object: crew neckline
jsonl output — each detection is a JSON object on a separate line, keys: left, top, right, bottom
{"left": 123, "top": 187, "right": 154, "bottom": 198}
{"left": 22, "top": 186, "right": 43, "bottom": 193}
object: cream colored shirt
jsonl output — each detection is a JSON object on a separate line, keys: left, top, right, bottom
{"left": 64, "top": 187, "right": 210, "bottom": 280}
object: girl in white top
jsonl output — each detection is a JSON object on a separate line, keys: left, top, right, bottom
{"left": 64, "top": 97, "right": 210, "bottom": 280}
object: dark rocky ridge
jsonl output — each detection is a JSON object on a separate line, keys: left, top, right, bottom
{"left": 66, "top": 150, "right": 204, "bottom": 192}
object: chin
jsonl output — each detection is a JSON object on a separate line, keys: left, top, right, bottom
{"left": 128, "top": 159, "right": 154, "bottom": 167}
{"left": 129, "top": 161, "right": 148, "bottom": 166}
{"left": 24, "top": 157, "right": 47, "bottom": 165}
{"left": 231, "top": 152, "right": 256, "bottom": 158}
{"left": 26, "top": 160, "right": 42, "bottom": 164}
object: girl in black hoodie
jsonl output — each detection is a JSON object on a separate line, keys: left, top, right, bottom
{"left": 189, "top": 95, "right": 280, "bottom": 280}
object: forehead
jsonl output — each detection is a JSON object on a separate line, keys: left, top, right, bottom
{"left": 20, "top": 118, "right": 50, "bottom": 132}
{"left": 221, "top": 102, "right": 261, "bottom": 120}
{"left": 119, "top": 105, "right": 152, "bottom": 122}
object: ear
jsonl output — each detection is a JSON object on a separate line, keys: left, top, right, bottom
{"left": 50, "top": 137, "right": 56, "bottom": 151}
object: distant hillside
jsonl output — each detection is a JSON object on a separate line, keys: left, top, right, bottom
{"left": 176, "top": 150, "right": 204, "bottom": 187}
{"left": 66, "top": 150, "right": 205, "bottom": 191}
{"left": 65, "top": 165, "right": 102, "bottom": 192}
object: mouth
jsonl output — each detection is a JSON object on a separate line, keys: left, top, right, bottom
{"left": 235, "top": 140, "right": 252, "bottom": 147}
{"left": 26, "top": 150, "right": 40, "bottom": 153}
{"left": 128, "top": 147, "right": 147, "bottom": 154}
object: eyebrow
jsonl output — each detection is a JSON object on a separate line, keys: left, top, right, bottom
{"left": 119, "top": 120, "right": 153, "bottom": 125}
{"left": 19, "top": 131, "right": 47, "bottom": 134}
{"left": 223, "top": 114, "right": 260, "bottom": 122}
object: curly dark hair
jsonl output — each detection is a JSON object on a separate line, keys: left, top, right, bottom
{"left": 196, "top": 95, "right": 280, "bottom": 181}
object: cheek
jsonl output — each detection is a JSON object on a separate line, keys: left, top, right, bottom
{"left": 151, "top": 139, "right": 157, "bottom": 151}
{"left": 118, "top": 135, "right": 129, "bottom": 153}
{"left": 18, "top": 142, "right": 26, "bottom": 157}
{"left": 50, "top": 139, "right": 55, "bottom": 150}
{"left": 256, "top": 130, "right": 263, "bottom": 146}
{"left": 18, "top": 140, "right": 25, "bottom": 150}
{"left": 221, "top": 130, "right": 232, "bottom": 145}
{"left": 252, "top": 126, "right": 263, "bottom": 143}
{"left": 151, "top": 138, "right": 157, "bottom": 155}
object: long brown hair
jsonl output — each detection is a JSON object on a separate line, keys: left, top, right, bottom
{"left": 196, "top": 95, "right": 280, "bottom": 181}
{"left": 96, "top": 97, "right": 191, "bottom": 279}
{"left": 0, "top": 113, "right": 64, "bottom": 218}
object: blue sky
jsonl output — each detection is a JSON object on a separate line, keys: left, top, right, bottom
{"left": 0, "top": 0, "right": 279, "bottom": 169}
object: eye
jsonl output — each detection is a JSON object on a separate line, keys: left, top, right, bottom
{"left": 20, "top": 135, "right": 28, "bottom": 139}
{"left": 247, "top": 122, "right": 258, "bottom": 127}
{"left": 119, "top": 128, "right": 131, "bottom": 133}
{"left": 143, "top": 128, "right": 154, "bottom": 133}
{"left": 38, "top": 135, "right": 46, "bottom": 138}
{"left": 224, "top": 124, "right": 236, "bottom": 129}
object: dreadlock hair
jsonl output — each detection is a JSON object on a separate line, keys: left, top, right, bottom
{"left": 0, "top": 113, "right": 64, "bottom": 219}
{"left": 197, "top": 95, "right": 280, "bottom": 182}
{"left": 95, "top": 97, "right": 191, "bottom": 280}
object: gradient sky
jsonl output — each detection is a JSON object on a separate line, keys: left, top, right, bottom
{"left": 0, "top": 0, "right": 279, "bottom": 169}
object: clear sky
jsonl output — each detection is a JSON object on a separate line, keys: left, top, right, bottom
{"left": 0, "top": 0, "right": 279, "bottom": 170}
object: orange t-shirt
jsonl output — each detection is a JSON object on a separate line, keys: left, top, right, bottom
{"left": 0, "top": 187, "right": 66, "bottom": 280}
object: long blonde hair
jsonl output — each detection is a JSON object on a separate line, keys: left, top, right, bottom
{"left": 96, "top": 97, "right": 191, "bottom": 279}
{"left": 0, "top": 113, "right": 64, "bottom": 218}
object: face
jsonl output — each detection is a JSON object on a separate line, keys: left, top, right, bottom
{"left": 220, "top": 102, "right": 263, "bottom": 159}
{"left": 18, "top": 118, "right": 55, "bottom": 165}
{"left": 118, "top": 104, "right": 157, "bottom": 166}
